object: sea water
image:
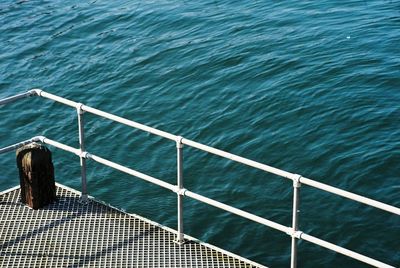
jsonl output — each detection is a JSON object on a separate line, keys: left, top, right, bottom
{"left": 1, "top": 1, "right": 399, "bottom": 267}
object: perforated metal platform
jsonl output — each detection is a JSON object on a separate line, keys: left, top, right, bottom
{"left": 0, "top": 184, "right": 264, "bottom": 268}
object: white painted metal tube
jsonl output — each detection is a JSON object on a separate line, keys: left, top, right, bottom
{"left": 33, "top": 89, "right": 177, "bottom": 140}
{"left": 184, "top": 190, "right": 290, "bottom": 234}
{"left": 299, "top": 233, "right": 395, "bottom": 268}
{"left": 77, "top": 105, "right": 88, "bottom": 197}
{"left": 0, "top": 136, "right": 42, "bottom": 154}
{"left": 0, "top": 91, "right": 35, "bottom": 106}
{"left": 35, "top": 90, "right": 78, "bottom": 108}
{"left": 30, "top": 89, "right": 177, "bottom": 141}
{"left": 290, "top": 180, "right": 301, "bottom": 268}
{"left": 81, "top": 105, "right": 177, "bottom": 141}
{"left": 300, "top": 177, "right": 400, "bottom": 215}
{"left": 87, "top": 154, "right": 176, "bottom": 192}
{"left": 39, "top": 137, "right": 176, "bottom": 192}
{"left": 181, "top": 138, "right": 296, "bottom": 180}
{"left": 41, "top": 137, "right": 80, "bottom": 156}
{"left": 176, "top": 139, "right": 184, "bottom": 243}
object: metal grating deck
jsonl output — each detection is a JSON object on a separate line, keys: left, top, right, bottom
{"left": 0, "top": 183, "right": 264, "bottom": 268}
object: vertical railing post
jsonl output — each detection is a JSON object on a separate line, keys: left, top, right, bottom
{"left": 175, "top": 136, "right": 185, "bottom": 244}
{"left": 290, "top": 175, "right": 302, "bottom": 268}
{"left": 76, "top": 103, "right": 88, "bottom": 201}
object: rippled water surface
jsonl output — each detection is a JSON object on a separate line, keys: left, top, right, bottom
{"left": 1, "top": 1, "right": 399, "bottom": 267}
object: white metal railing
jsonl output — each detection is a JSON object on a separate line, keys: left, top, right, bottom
{"left": 0, "top": 90, "right": 399, "bottom": 268}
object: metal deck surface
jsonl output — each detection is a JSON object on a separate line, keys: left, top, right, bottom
{"left": 0, "top": 184, "right": 264, "bottom": 268}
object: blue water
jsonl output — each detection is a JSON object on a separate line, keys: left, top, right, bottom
{"left": 1, "top": 1, "right": 399, "bottom": 267}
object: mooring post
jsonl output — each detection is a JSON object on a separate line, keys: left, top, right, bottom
{"left": 176, "top": 136, "right": 185, "bottom": 244}
{"left": 77, "top": 103, "right": 88, "bottom": 200}
{"left": 290, "top": 175, "right": 302, "bottom": 268}
{"left": 16, "top": 143, "right": 57, "bottom": 209}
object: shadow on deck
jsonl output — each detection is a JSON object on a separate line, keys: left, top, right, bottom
{"left": 0, "top": 183, "right": 263, "bottom": 268}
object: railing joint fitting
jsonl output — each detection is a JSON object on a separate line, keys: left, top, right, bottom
{"left": 292, "top": 174, "right": 302, "bottom": 188}
{"left": 295, "top": 231, "right": 303, "bottom": 239}
{"left": 76, "top": 150, "right": 90, "bottom": 159}
{"left": 79, "top": 194, "right": 89, "bottom": 204}
{"left": 294, "top": 230, "right": 303, "bottom": 239}
{"left": 174, "top": 186, "right": 187, "bottom": 196}
{"left": 29, "top": 89, "right": 43, "bottom": 97}
{"left": 176, "top": 136, "right": 184, "bottom": 148}
{"left": 81, "top": 151, "right": 90, "bottom": 159}
{"left": 286, "top": 228, "right": 303, "bottom": 239}
{"left": 75, "top": 149, "right": 87, "bottom": 158}
{"left": 33, "top": 136, "right": 46, "bottom": 143}
{"left": 173, "top": 238, "right": 187, "bottom": 245}
{"left": 76, "top": 103, "right": 85, "bottom": 114}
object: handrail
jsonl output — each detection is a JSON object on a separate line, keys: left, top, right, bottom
{"left": 9, "top": 89, "right": 398, "bottom": 215}
{"left": 1, "top": 90, "right": 399, "bottom": 268}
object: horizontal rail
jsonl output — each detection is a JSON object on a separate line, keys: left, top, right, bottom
{"left": 87, "top": 153, "right": 176, "bottom": 192}
{"left": 32, "top": 89, "right": 178, "bottom": 141}
{"left": 0, "top": 137, "right": 42, "bottom": 154}
{"left": 41, "top": 137, "right": 177, "bottom": 192}
{"left": 34, "top": 89, "right": 78, "bottom": 108}
{"left": 300, "top": 233, "right": 395, "bottom": 268}
{"left": 300, "top": 177, "right": 400, "bottom": 215}
{"left": 0, "top": 91, "right": 35, "bottom": 106}
{"left": 41, "top": 136, "right": 80, "bottom": 156}
{"left": 81, "top": 105, "right": 177, "bottom": 141}
{"left": 184, "top": 190, "right": 290, "bottom": 233}
{"left": 182, "top": 138, "right": 296, "bottom": 180}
